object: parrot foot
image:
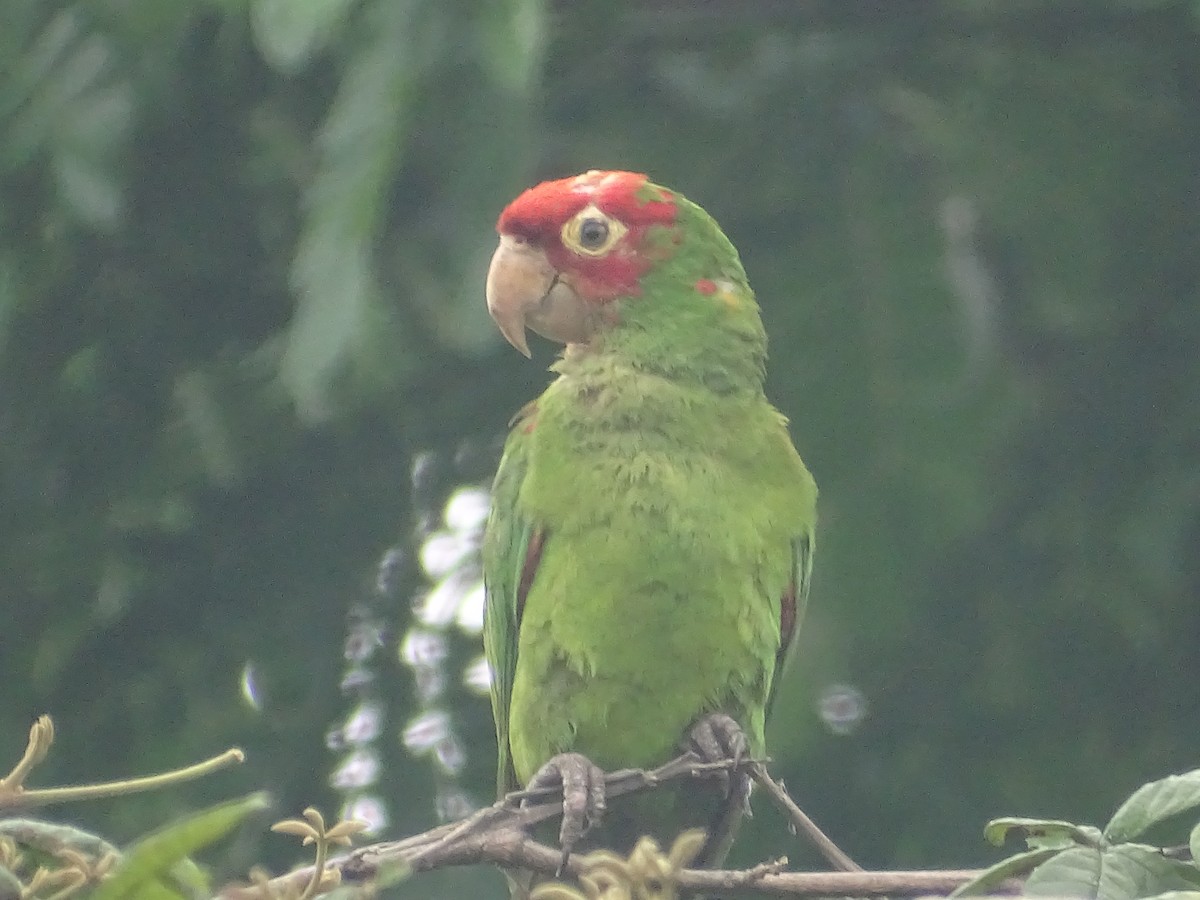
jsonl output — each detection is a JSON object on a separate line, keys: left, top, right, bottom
{"left": 524, "top": 752, "right": 606, "bottom": 869}
{"left": 685, "top": 712, "right": 752, "bottom": 813}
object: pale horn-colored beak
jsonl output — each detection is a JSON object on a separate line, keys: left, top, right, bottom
{"left": 486, "top": 235, "right": 592, "bottom": 357}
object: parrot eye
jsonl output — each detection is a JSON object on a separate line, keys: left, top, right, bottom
{"left": 578, "top": 218, "right": 609, "bottom": 249}
{"left": 561, "top": 203, "right": 627, "bottom": 257}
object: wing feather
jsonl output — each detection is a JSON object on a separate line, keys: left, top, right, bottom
{"left": 483, "top": 402, "right": 540, "bottom": 797}
{"left": 766, "top": 529, "right": 814, "bottom": 721}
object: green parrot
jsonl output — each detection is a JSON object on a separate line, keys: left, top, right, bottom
{"left": 482, "top": 170, "right": 816, "bottom": 886}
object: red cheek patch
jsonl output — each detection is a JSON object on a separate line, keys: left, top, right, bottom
{"left": 695, "top": 278, "right": 717, "bottom": 295}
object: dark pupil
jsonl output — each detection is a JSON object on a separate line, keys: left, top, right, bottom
{"left": 579, "top": 218, "right": 608, "bottom": 249}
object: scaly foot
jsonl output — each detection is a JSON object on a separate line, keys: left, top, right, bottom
{"left": 525, "top": 752, "right": 606, "bottom": 867}
{"left": 685, "top": 712, "right": 752, "bottom": 812}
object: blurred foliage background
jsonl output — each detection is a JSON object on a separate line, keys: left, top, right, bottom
{"left": 2, "top": 0, "right": 1199, "bottom": 896}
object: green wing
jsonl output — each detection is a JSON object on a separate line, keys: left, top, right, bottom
{"left": 482, "top": 402, "right": 540, "bottom": 797}
{"left": 766, "top": 529, "right": 814, "bottom": 721}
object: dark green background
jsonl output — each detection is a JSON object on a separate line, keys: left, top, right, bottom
{"left": 2, "top": 1, "right": 1198, "bottom": 896}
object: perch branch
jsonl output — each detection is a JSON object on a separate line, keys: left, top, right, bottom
{"left": 218, "top": 753, "right": 1017, "bottom": 898}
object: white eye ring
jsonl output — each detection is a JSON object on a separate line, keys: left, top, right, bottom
{"left": 561, "top": 204, "right": 626, "bottom": 257}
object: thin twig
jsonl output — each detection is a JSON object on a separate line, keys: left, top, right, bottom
{"left": 677, "top": 866, "right": 1019, "bottom": 897}
{"left": 217, "top": 754, "right": 1013, "bottom": 898}
{"left": 747, "top": 761, "right": 862, "bottom": 872}
{"left": 0, "top": 743, "right": 245, "bottom": 811}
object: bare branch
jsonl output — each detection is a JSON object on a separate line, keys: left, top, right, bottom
{"left": 216, "top": 754, "right": 1016, "bottom": 898}
{"left": 746, "top": 761, "right": 861, "bottom": 872}
{"left": 677, "top": 866, "right": 1017, "bottom": 897}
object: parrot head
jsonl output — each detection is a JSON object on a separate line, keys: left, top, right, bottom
{"left": 486, "top": 170, "right": 761, "bottom": 363}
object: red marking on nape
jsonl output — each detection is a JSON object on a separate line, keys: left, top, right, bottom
{"left": 508, "top": 400, "right": 537, "bottom": 430}
{"left": 517, "top": 528, "right": 546, "bottom": 623}
{"left": 496, "top": 171, "right": 679, "bottom": 303}
{"left": 695, "top": 278, "right": 717, "bottom": 295}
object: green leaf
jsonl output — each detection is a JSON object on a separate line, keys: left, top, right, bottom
{"left": 0, "top": 818, "right": 119, "bottom": 860}
{"left": 90, "top": 793, "right": 269, "bottom": 900}
{"left": 251, "top": 0, "right": 360, "bottom": 72}
{"left": 475, "top": 0, "right": 545, "bottom": 94}
{"left": 1139, "top": 893, "right": 1200, "bottom": 900}
{"left": 1106, "top": 770, "right": 1200, "bottom": 843}
{"left": 281, "top": 0, "right": 417, "bottom": 421}
{"left": 52, "top": 150, "right": 123, "bottom": 226}
{"left": 1024, "top": 844, "right": 1200, "bottom": 900}
{"left": 949, "top": 847, "right": 1061, "bottom": 897}
{"left": 52, "top": 77, "right": 133, "bottom": 228}
{"left": 985, "top": 817, "right": 1104, "bottom": 850}
{"left": 163, "top": 857, "right": 209, "bottom": 898}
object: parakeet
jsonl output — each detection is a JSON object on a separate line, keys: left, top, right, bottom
{"left": 482, "top": 170, "right": 816, "bottom": 888}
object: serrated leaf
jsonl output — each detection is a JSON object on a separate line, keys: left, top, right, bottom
{"left": 90, "top": 793, "right": 269, "bottom": 900}
{"left": 251, "top": 0, "right": 360, "bottom": 72}
{"left": 985, "top": 816, "right": 1103, "bottom": 850}
{"left": 1106, "top": 770, "right": 1200, "bottom": 843}
{"left": 950, "top": 847, "right": 1061, "bottom": 897}
{"left": 1024, "top": 844, "right": 1200, "bottom": 900}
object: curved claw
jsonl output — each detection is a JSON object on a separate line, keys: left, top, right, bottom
{"left": 686, "top": 713, "right": 752, "bottom": 811}
{"left": 524, "top": 752, "right": 607, "bottom": 869}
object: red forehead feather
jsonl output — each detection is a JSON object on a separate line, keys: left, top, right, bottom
{"left": 497, "top": 170, "right": 676, "bottom": 238}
